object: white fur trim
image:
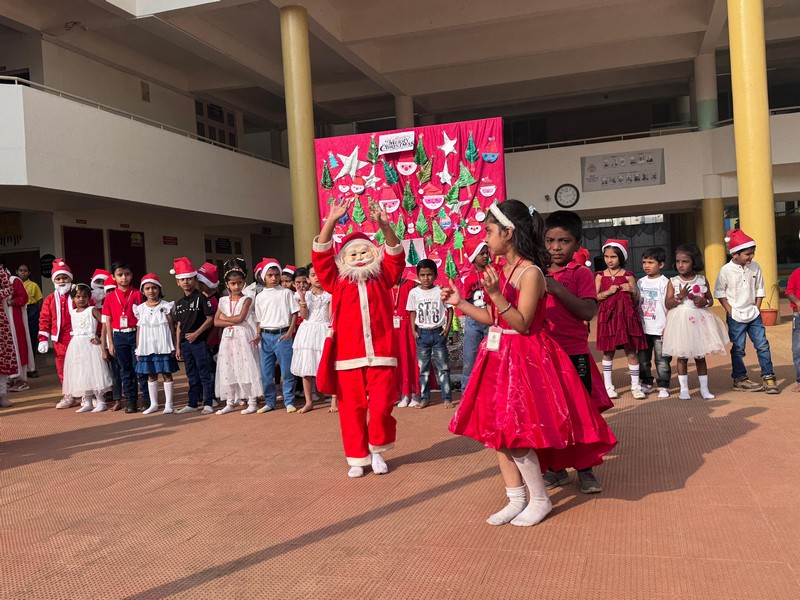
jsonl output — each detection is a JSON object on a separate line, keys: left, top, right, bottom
{"left": 346, "top": 455, "right": 373, "bottom": 467}
{"left": 385, "top": 242, "right": 403, "bottom": 256}
{"left": 335, "top": 356, "right": 398, "bottom": 369}
{"left": 313, "top": 236, "right": 334, "bottom": 252}
{"left": 51, "top": 269, "right": 72, "bottom": 281}
{"left": 369, "top": 442, "right": 395, "bottom": 453}
{"left": 174, "top": 271, "right": 197, "bottom": 280}
{"left": 140, "top": 277, "right": 161, "bottom": 288}
{"left": 196, "top": 273, "right": 218, "bottom": 288}
{"left": 489, "top": 204, "right": 515, "bottom": 229}
{"left": 729, "top": 240, "right": 755, "bottom": 254}
{"left": 262, "top": 262, "right": 280, "bottom": 274}
{"left": 467, "top": 241, "right": 487, "bottom": 263}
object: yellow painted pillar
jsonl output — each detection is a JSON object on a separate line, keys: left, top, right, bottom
{"left": 280, "top": 6, "right": 317, "bottom": 265}
{"left": 727, "top": 0, "right": 778, "bottom": 309}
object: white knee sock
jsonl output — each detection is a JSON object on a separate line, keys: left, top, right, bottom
{"left": 510, "top": 451, "right": 552, "bottom": 527}
{"left": 602, "top": 360, "right": 614, "bottom": 389}
{"left": 629, "top": 365, "right": 640, "bottom": 389}
{"left": 486, "top": 485, "right": 527, "bottom": 526}
{"left": 163, "top": 381, "right": 174, "bottom": 414}
{"left": 698, "top": 375, "right": 714, "bottom": 399}
{"left": 241, "top": 398, "right": 258, "bottom": 414}
{"left": 678, "top": 374, "right": 690, "bottom": 399}
{"left": 144, "top": 381, "right": 159, "bottom": 414}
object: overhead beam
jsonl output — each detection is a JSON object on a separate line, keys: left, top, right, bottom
{"left": 700, "top": 0, "right": 727, "bottom": 52}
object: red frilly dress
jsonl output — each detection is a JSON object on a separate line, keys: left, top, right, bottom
{"left": 392, "top": 279, "right": 420, "bottom": 397}
{"left": 595, "top": 271, "right": 647, "bottom": 352}
{"left": 449, "top": 267, "right": 618, "bottom": 472}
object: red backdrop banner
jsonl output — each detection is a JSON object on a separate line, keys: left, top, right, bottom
{"left": 314, "top": 117, "right": 505, "bottom": 281}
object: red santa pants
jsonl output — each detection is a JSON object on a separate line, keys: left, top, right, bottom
{"left": 54, "top": 341, "right": 68, "bottom": 383}
{"left": 335, "top": 366, "right": 397, "bottom": 467}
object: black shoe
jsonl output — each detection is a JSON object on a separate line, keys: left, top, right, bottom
{"left": 578, "top": 469, "right": 602, "bottom": 494}
{"left": 27, "top": 370, "right": 38, "bottom": 378}
{"left": 542, "top": 469, "right": 570, "bottom": 489}
{"left": 125, "top": 405, "right": 138, "bottom": 414}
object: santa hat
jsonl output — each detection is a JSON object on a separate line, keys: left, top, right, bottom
{"left": 91, "top": 268, "right": 112, "bottom": 283}
{"left": 340, "top": 232, "right": 373, "bottom": 252}
{"left": 282, "top": 265, "right": 297, "bottom": 277}
{"left": 197, "top": 262, "right": 219, "bottom": 289}
{"left": 464, "top": 238, "right": 488, "bottom": 263}
{"left": 352, "top": 176, "right": 365, "bottom": 188}
{"left": 479, "top": 177, "right": 495, "bottom": 188}
{"left": 484, "top": 137, "right": 499, "bottom": 154}
{"left": 170, "top": 257, "right": 197, "bottom": 279}
{"left": 725, "top": 228, "right": 756, "bottom": 254}
{"left": 572, "top": 247, "right": 592, "bottom": 267}
{"left": 397, "top": 150, "right": 414, "bottom": 163}
{"left": 51, "top": 258, "right": 73, "bottom": 281}
{"left": 379, "top": 185, "right": 398, "bottom": 201}
{"left": 257, "top": 257, "right": 281, "bottom": 275}
{"left": 602, "top": 238, "right": 628, "bottom": 260}
{"left": 420, "top": 181, "right": 443, "bottom": 196}
{"left": 103, "top": 275, "right": 116, "bottom": 291}
{"left": 140, "top": 272, "right": 162, "bottom": 288}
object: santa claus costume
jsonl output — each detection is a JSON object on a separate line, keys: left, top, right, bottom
{"left": 393, "top": 269, "right": 421, "bottom": 407}
{"left": 0, "top": 269, "right": 20, "bottom": 408}
{"left": 38, "top": 259, "right": 76, "bottom": 405}
{"left": 5, "top": 271, "right": 34, "bottom": 390}
{"left": 312, "top": 211, "right": 405, "bottom": 477}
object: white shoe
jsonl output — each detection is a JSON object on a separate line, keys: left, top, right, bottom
{"left": 76, "top": 400, "right": 93, "bottom": 413}
{"left": 371, "top": 453, "right": 389, "bottom": 475}
{"left": 286, "top": 405, "right": 297, "bottom": 413}
{"left": 201, "top": 405, "right": 214, "bottom": 414}
{"left": 162, "top": 406, "right": 174, "bottom": 415}
{"left": 56, "top": 397, "right": 76, "bottom": 409}
{"left": 640, "top": 384, "right": 653, "bottom": 394}
{"left": 257, "top": 405, "right": 274, "bottom": 414}
{"left": 605, "top": 387, "right": 619, "bottom": 399}
{"left": 408, "top": 399, "right": 421, "bottom": 408}
{"left": 216, "top": 404, "right": 236, "bottom": 415}
{"left": 397, "top": 396, "right": 410, "bottom": 408}
{"left": 176, "top": 406, "right": 198, "bottom": 414}
{"left": 241, "top": 400, "right": 258, "bottom": 415}
{"left": 211, "top": 398, "right": 219, "bottom": 408}
{"left": 657, "top": 388, "right": 670, "bottom": 399}
{"left": 91, "top": 402, "right": 107, "bottom": 413}
{"left": 631, "top": 386, "right": 646, "bottom": 400}
{"left": 701, "top": 391, "right": 716, "bottom": 399}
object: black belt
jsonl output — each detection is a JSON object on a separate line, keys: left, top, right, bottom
{"left": 261, "top": 327, "right": 290, "bottom": 335}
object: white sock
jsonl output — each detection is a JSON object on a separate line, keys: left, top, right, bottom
{"left": 348, "top": 466, "right": 365, "bottom": 478}
{"left": 678, "top": 374, "right": 690, "bottom": 399}
{"left": 241, "top": 399, "right": 258, "bottom": 414}
{"left": 144, "top": 381, "right": 159, "bottom": 414}
{"left": 91, "top": 392, "right": 107, "bottom": 413}
{"left": 629, "top": 365, "right": 640, "bottom": 389}
{"left": 509, "top": 451, "right": 553, "bottom": 527}
{"left": 602, "top": 360, "right": 614, "bottom": 389}
{"left": 76, "top": 395, "right": 93, "bottom": 413}
{"left": 216, "top": 400, "right": 236, "bottom": 414}
{"left": 486, "top": 485, "right": 527, "bottom": 526}
{"left": 162, "top": 381, "right": 174, "bottom": 414}
{"left": 698, "top": 375, "right": 714, "bottom": 399}
{"left": 371, "top": 453, "right": 388, "bottom": 475}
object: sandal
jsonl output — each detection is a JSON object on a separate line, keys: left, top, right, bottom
{"left": 415, "top": 400, "right": 430, "bottom": 409}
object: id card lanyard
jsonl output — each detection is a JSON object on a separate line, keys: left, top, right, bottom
{"left": 487, "top": 258, "right": 524, "bottom": 351}
{"left": 225, "top": 297, "right": 241, "bottom": 338}
{"left": 115, "top": 289, "right": 134, "bottom": 329}
{"left": 392, "top": 286, "right": 402, "bottom": 329}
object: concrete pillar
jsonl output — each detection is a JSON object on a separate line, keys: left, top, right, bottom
{"left": 395, "top": 95, "right": 414, "bottom": 129}
{"left": 674, "top": 95, "right": 691, "bottom": 125}
{"left": 727, "top": 0, "right": 778, "bottom": 309}
{"left": 694, "top": 53, "right": 719, "bottom": 131}
{"left": 701, "top": 176, "right": 727, "bottom": 294}
{"left": 280, "top": 6, "right": 317, "bottom": 264}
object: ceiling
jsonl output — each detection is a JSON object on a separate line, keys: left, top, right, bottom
{"left": 0, "top": 0, "right": 799, "bottom": 127}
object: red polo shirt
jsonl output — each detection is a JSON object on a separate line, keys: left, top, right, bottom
{"left": 102, "top": 287, "right": 143, "bottom": 329}
{"left": 544, "top": 262, "right": 596, "bottom": 355}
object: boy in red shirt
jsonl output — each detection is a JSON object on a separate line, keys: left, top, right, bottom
{"left": 543, "top": 210, "right": 613, "bottom": 494}
{"left": 786, "top": 267, "right": 800, "bottom": 392}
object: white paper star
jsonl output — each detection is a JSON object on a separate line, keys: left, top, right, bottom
{"left": 437, "top": 161, "right": 453, "bottom": 186}
{"left": 438, "top": 132, "right": 457, "bottom": 157}
{"left": 334, "top": 147, "right": 368, "bottom": 181}
{"left": 364, "top": 164, "right": 382, "bottom": 190}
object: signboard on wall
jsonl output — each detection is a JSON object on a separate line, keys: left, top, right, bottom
{"left": 581, "top": 148, "right": 665, "bottom": 192}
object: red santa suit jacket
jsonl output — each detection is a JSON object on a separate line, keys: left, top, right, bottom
{"left": 312, "top": 238, "right": 405, "bottom": 371}
{"left": 38, "top": 291, "right": 74, "bottom": 343}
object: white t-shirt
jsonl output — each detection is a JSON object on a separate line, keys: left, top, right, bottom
{"left": 254, "top": 286, "right": 299, "bottom": 329}
{"left": 406, "top": 285, "right": 448, "bottom": 329}
{"left": 714, "top": 260, "right": 764, "bottom": 323}
{"left": 637, "top": 275, "right": 669, "bottom": 335}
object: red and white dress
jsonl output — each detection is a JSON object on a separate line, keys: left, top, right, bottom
{"left": 450, "top": 266, "right": 618, "bottom": 472}
{"left": 6, "top": 275, "right": 34, "bottom": 375}
{"left": 0, "top": 270, "right": 20, "bottom": 380}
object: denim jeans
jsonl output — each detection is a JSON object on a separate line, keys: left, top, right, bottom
{"left": 726, "top": 314, "right": 774, "bottom": 379}
{"left": 260, "top": 331, "right": 295, "bottom": 408}
{"left": 113, "top": 331, "right": 150, "bottom": 408}
{"left": 638, "top": 333, "right": 672, "bottom": 389}
{"left": 417, "top": 327, "right": 451, "bottom": 402}
{"left": 793, "top": 314, "right": 800, "bottom": 383}
{"left": 27, "top": 304, "right": 40, "bottom": 354}
{"left": 180, "top": 339, "right": 215, "bottom": 408}
{"left": 462, "top": 317, "right": 488, "bottom": 390}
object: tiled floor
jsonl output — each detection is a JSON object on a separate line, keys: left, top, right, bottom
{"left": 3, "top": 316, "right": 800, "bottom": 599}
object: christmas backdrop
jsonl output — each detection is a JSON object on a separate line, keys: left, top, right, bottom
{"left": 314, "top": 117, "right": 506, "bottom": 281}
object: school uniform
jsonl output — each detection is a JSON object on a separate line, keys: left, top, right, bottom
{"left": 174, "top": 289, "right": 216, "bottom": 408}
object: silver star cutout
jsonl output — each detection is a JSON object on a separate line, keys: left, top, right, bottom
{"left": 363, "top": 164, "right": 382, "bottom": 190}
{"left": 334, "top": 147, "right": 369, "bottom": 181}
{"left": 438, "top": 132, "right": 457, "bottom": 157}
{"left": 437, "top": 161, "right": 453, "bottom": 186}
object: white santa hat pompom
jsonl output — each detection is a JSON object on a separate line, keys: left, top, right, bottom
{"left": 170, "top": 268, "right": 176, "bottom": 275}
{"left": 724, "top": 236, "right": 730, "bottom": 243}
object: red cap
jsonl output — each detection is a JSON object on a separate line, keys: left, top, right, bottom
{"left": 572, "top": 247, "right": 592, "bottom": 267}
{"left": 51, "top": 258, "right": 73, "bottom": 281}
{"left": 282, "top": 265, "right": 297, "bottom": 276}
{"left": 140, "top": 273, "right": 162, "bottom": 288}
{"left": 602, "top": 238, "right": 629, "bottom": 260}
{"left": 340, "top": 232, "right": 373, "bottom": 251}
{"left": 464, "top": 238, "right": 487, "bottom": 263}
{"left": 91, "top": 269, "right": 112, "bottom": 283}
{"left": 170, "top": 257, "right": 197, "bottom": 279}
{"left": 197, "top": 262, "right": 219, "bottom": 288}
{"left": 725, "top": 228, "right": 756, "bottom": 254}
{"left": 103, "top": 275, "right": 116, "bottom": 291}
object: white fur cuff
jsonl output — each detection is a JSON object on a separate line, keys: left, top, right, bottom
{"left": 385, "top": 243, "right": 403, "bottom": 256}
{"left": 313, "top": 236, "right": 333, "bottom": 252}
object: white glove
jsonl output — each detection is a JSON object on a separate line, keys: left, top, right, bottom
{"left": 38, "top": 341, "right": 49, "bottom": 354}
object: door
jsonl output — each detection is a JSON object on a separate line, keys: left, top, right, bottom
{"left": 108, "top": 230, "right": 147, "bottom": 286}
{"left": 62, "top": 226, "right": 104, "bottom": 284}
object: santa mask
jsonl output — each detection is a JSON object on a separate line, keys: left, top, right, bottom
{"left": 90, "top": 280, "right": 106, "bottom": 303}
{"left": 336, "top": 241, "right": 383, "bottom": 282}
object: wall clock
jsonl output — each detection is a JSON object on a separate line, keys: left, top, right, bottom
{"left": 555, "top": 184, "right": 580, "bottom": 208}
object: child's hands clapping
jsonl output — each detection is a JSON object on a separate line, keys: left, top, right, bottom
{"left": 481, "top": 265, "right": 500, "bottom": 296}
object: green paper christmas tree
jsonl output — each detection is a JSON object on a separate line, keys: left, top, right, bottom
{"left": 432, "top": 220, "right": 447, "bottom": 245}
{"left": 352, "top": 200, "right": 366, "bottom": 225}
{"left": 402, "top": 181, "right": 417, "bottom": 213}
{"left": 472, "top": 197, "right": 481, "bottom": 210}
{"left": 327, "top": 195, "right": 335, "bottom": 205}
{"left": 414, "top": 133, "right": 428, "bottom": 165}
{"left": 346, "top": 225, "right": 354, "bottom": 235}
{"left": 416, "top": 158, "right": 433, "bottom": 184}
{"left": 407, "top": 241, "right": 420, "bottom": 266}
{"left": 415, "top": 211, "right": 429, "bottom": 236}
{"left": 425, "top": 235, "right": 434, "bottom": 248}
{"left": 457, "top": 162, "right": 477, "bottom": 188}
{"left": 375, "top": 229, "right": 385, "bottom": 245}
{"left": 453, "top": 229, "right": 465, "bottom": 261}
{"left": 367, "top": 135, "right": 379, "bottom": 165}
{"left": 382, "top": 159, "right": 399, "bottom": 185}
{"left": 395, "top": 215, "right": 406, "bottom": 240}
{"left": 445, "top": 250, "right": 458, "bottom": 280}
{"left": 321, "top": 160, "right": 333, "bottom": 190}
{"left": 445, "top": 184, "right": 460, "bottom": 205}
{"left": 465, "top": 132, "right": 479, "bottom": 165}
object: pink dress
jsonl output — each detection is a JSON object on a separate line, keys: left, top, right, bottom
{"left": 595, "top": 271, "right": 647, "bottom": 352}
{"left": 449, "top": 267, "right": 618, "bottom": 472}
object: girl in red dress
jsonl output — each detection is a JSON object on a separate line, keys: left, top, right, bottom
{"left": 444, "top": 200, "right": 617, "bottom": 527}
{"left": 0, "top": 268, "right": 19, "bottom": 408}
{"left": 595, "top": 239, "right": 647, "bottom": 400}
{"left": 393, "top": 269, "right": 420, "bottom": 407}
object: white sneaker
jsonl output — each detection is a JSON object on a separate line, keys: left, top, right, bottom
{"left": 286, "top": 405, "right": 297, "bottom": 413}
{"left": 631, "top": 387, "right": 646, "bottom": 400}
{"left": 657, "top": 388, "right": 670, "bottom": 398}
{"left": 408, "top": 399, "right": 421, "bottom": 408}
{"left": 256, "top": 405, "right": 274, "bottom": 414}
{"left": 701, "top": 390, "right": 716, "bottom": 399}
{"left": 397, "top": 397, "right": 410, "bottom": 408}
{"left": 201, "top": 405, "right": 214, "bottom": 414}
{"left": 176, "top": 406, "right": 198, "bottom": 414}
{"left": 56, "top": 397, "right": 76, "bottom": 409}
{"left": 605, "top": 387, "right": 619, "bottom": 400}
{"left": 640, "top": 384, "right": 653, "bottom": 394}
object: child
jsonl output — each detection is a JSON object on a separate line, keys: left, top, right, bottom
{"left": 133, "top": 273, "right": 178, "bottom": 414}
{"left": 102, "top": 275, "right": 124, "bottom": 411}
{"left": 542, "top": 211, "right": 613, "bottom": 494}
{"left": 408, "top": 259, "right": 453, "bottom": 408}
{"left": 444, "top": 200, "right": 617, "bottom": 527}
{"left": 254, "top": 259, "right": 299, "bottom": 413}
{"left": 63, "top": 284, "right": 112, "bottom": 413}
{"left": 90, "top": 269, "right": 112, "bottom": 308}
{"left": 0, "top": 269, "right": 18, "bottom": 408}
{"left": 281, "top": 265, "right": 297, "bottom": 291}
{"left": 662, "top": 245, "right": 727, "bottom": 399}
{"left": 394, "top": 271, "right": 420, "bottom": 408}
{"left": 15, "top": 263, "right": 42, "bottom": 376}
{"left": 172, "top": 257, "right": 216, "bottom": 413}
{"left": 786, "top": 266, "right": 800, "bottom": 392}
{"left": 214, "top": 258, "right": 263, "bottom": 415}
{"left": 714, "top": 229, "right": 778, "bottom": 393}
{"left": 637, "top": 247, "right": 672, "bottom": 398}
{"left": 2, "top": 257, "right": 34, "bottom": 391}
{"left": 197, "top": 262, "right": 221, "bottom": 407}
{"left": 291, "top": 264, "right": 333, "bottom": 414}
{"left": 102, "top": 261, "right": 150, "bottom": 413}
{"left": 459, "top": 239, "right": 490, "bottom": 391}
{"left": 244, "top": 258, "right": 268, "bottom": 298}
{"left": 38, "top": 258, "right": 77, "bottom": 408}
{"left": 596, "top": 239, "right": 647, "bottom": 399}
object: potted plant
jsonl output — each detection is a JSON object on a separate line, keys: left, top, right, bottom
{"left": 760, "top": 282, "right": 781, "bottom": 326}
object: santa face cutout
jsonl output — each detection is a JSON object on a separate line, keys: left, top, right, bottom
{"left": 338, "top": 183, "right": 351, "bottom": 194}
{"left": 422, "top": 193, "right": 444, "bottom": 211}
{"left": 479, "top": 179, "right": 496, "bottom": 198}
{"left": 467, "top": 221, "right": 482, "bottom": 235}
{"left": 351, "top": 177, "right": 365, "bottom": 195}
{"left": 379, "top": 198, "right": 400, "bottom": 213}
{"left": 333, "top": 224, "right": 347, "bottom": 244}
{"left": 396, "top": 160, "right": 417, "bottom": 177}
{"left": 427, "top": 250, "right": 442, "bottom": 268}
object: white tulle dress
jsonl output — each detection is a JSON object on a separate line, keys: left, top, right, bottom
{"left": 215, "top": 295, "right": 262, "bottom": 401}
{"left": 291, "top": 290, "right": 331, "bottom": 377}
{"left": 62, "top": 307, "right": 112, "bottom": 398}
{"left": 662, "top": 274, "right": 729, "bottom": 359}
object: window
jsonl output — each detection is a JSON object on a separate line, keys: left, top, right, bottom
{"left": 195, "top": 99, "right": 239, "bottom": 148}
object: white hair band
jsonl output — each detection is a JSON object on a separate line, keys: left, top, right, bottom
{"left": 489, "top": 203, "right": 515, "bottom": 230}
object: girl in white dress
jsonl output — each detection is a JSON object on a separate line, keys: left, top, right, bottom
{"left": 663, "top": 244, "right": 728, "bottom": 400}
{"left": 215, "top": 259, "right": 263, "bottom": 415}
{"left": 63, "top": 284, "right": 112, "bottom": 413}
{"left": 133, "top": 274, "right": 178, "bottom": 414}
{"left": 291, "top": 265, "right": 334, "bottom": 414}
